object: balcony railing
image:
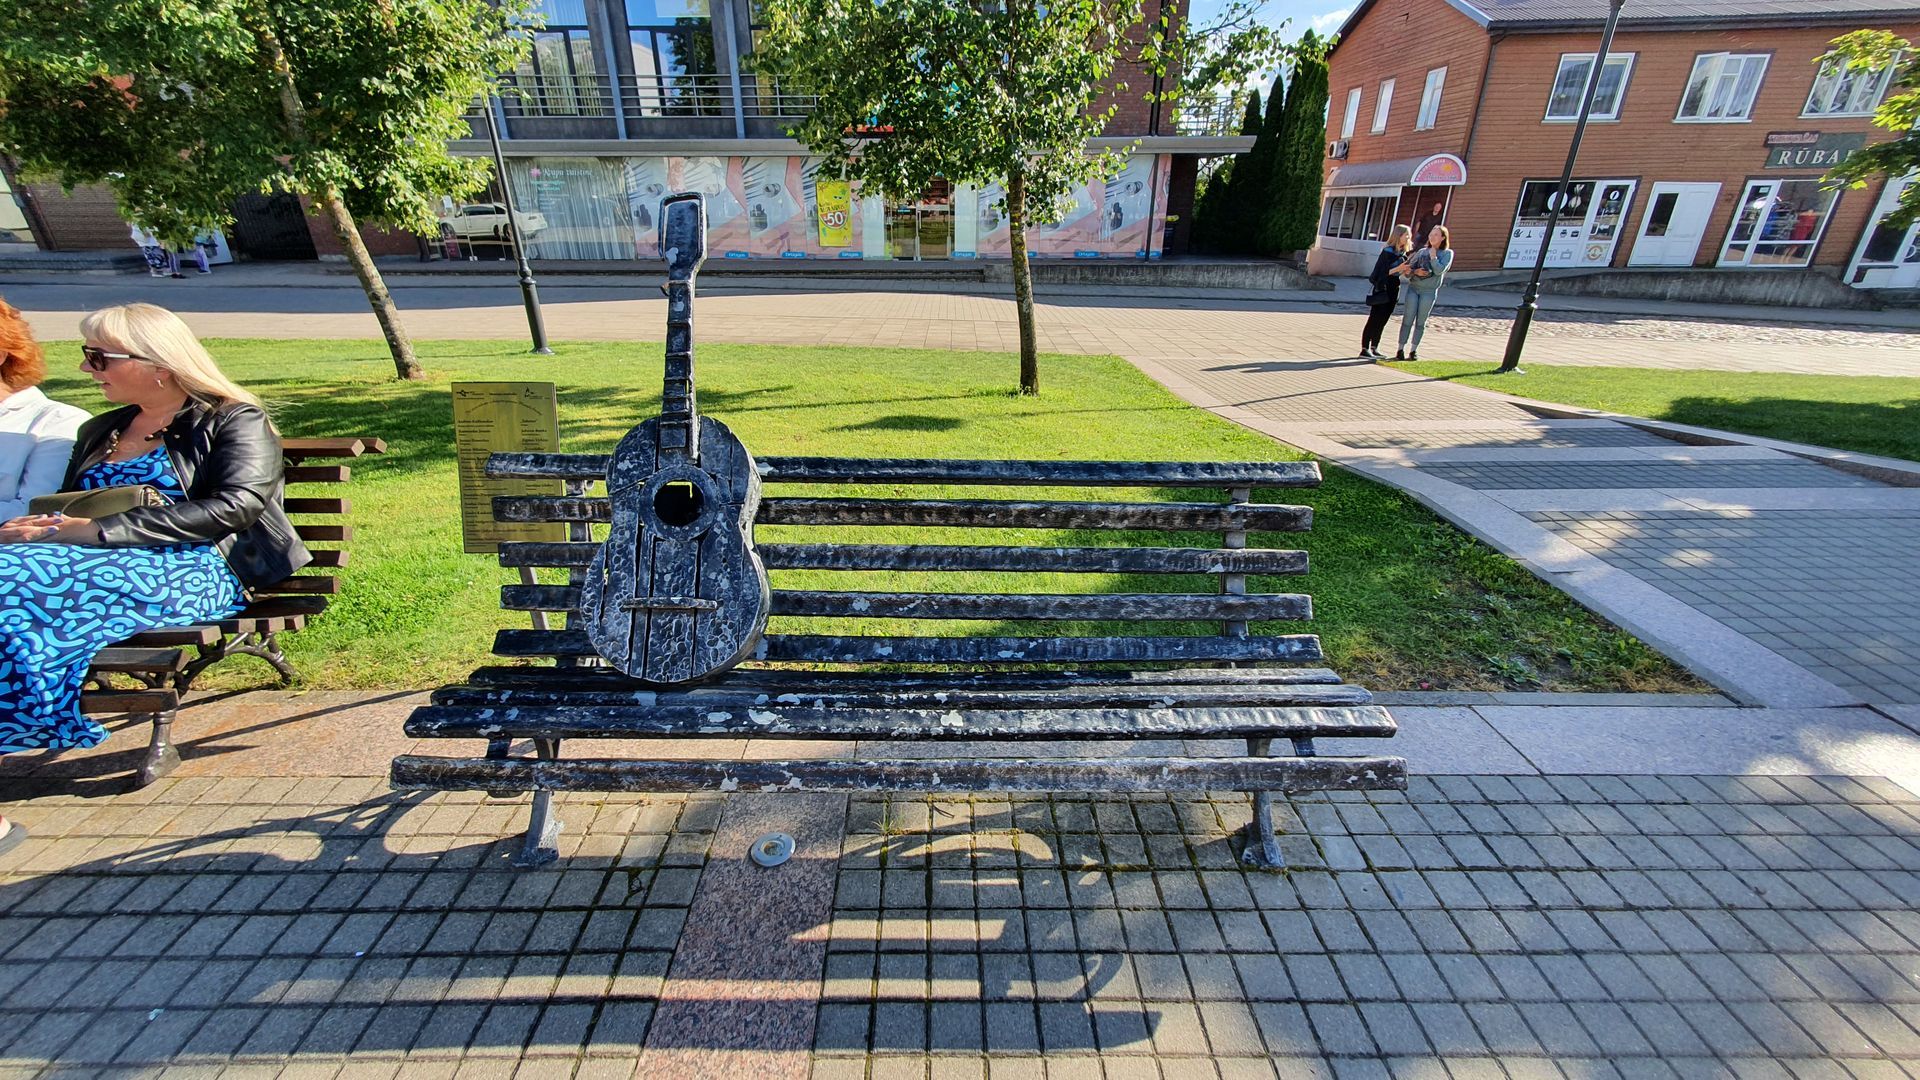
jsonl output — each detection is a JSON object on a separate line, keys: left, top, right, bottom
{"left": 500, "top": 72, "right": 616, "bottom": 118}
{"left": 1173, "top": 94, "right": 1244, "bottom": 137}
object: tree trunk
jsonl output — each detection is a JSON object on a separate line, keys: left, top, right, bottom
{"left": 322, "top": 190, "right": 422, "bottom": 380}
{"left": 1006, "top": 168, "right": 1040, "bottom": 396}
{"left": 260, "top": 25, "right": 420, "bottom": 380}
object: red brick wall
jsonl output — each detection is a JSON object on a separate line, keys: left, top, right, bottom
{"left": 300, "top": 198, "right": 426, "bottom": 258}
{"left": 1324, "top": 0, "right": 1491, "bottom": 164}
{"left": 1096, "top": 0, "right": 1185, "bottom": 135}
{"left": 1445, "top": 21, "right": 1920, "bottom": 270}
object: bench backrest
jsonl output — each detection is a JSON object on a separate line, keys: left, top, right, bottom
{"left": 254, "top": 437, "right": 386, "bottom": 616}
{"left": 484, "top": 453, "right": 1326, "bottom": 672}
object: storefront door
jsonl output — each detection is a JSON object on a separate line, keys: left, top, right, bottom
{"left": 1629, "top": 182, "right": 1720, "bottom": 267}
{"left": 1718, "top": 178, "right": 1838, "bottom": 268}
{"left": 887, "top": 203, "right": 953, "bottom": 260}
{"left": 1848, "top": 176, "right": 1920, "bottom": 289}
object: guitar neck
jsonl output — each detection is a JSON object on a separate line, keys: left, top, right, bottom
{"left": 658, "top": 279, "right": 698, "bottom": 462}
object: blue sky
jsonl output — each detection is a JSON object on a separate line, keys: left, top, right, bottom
{"left": 1187, "top": 0, "right": 1356, "bottom": 86}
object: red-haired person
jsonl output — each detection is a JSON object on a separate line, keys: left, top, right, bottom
{"left": 0, "top": 299, "right": 87, "bottom": 857}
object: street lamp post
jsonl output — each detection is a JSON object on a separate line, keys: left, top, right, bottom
{"left": 1498, "top": 0, "right": 1626, "bottom": 373}
{"left": 482, "top": 90, "right": 553, "bottom": 356}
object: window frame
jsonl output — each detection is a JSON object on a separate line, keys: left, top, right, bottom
{"left": 1416, "top": 67, "right": 1447, "bottom": 130}
{"left": 1676, "top": 52, "right": 1771, "bottom": 123}
{"left": 1802, "top": 52, "right": 1900, "bottom": 118}
{"left": 1371, "top": 78, "right": 1395, "bottom": 134}
{"left": 1543, "top": 52, "right": 1635, "bottom": 122}
{"left": 1716, "top": 175, "right": 1840, "bottom": 268}
{"left": 1341, "top": 88, "right": 1362, "bottom": 139}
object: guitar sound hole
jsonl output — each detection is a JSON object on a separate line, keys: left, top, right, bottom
{"left": 654, "top": 480, "right": 704, "bottom": 526}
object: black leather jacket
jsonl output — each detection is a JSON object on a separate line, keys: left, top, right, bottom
{"left": 60, "top": 399, "right": 311, "bottom": 589}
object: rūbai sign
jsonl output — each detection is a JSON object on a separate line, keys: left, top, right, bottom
{"left": 1764, "top": 131, "right": 1867, "bottom": 170}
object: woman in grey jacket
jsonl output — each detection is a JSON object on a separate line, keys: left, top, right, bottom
{"left": 1394, "top": 225, "right": 1454, "bottom": 361}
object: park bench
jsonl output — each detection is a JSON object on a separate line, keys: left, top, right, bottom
{"left": 82, "top": 436, "right": 386, "bottom": 786}
{"left": 390, "top": 452, "right": 1406, "bottom": 868}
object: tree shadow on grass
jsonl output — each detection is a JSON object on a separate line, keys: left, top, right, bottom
{"left": 1652, "top": 396, "right": 1920, "bottom": 463}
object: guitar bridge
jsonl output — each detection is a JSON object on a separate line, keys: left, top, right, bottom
{"left": 619, "top": 596, "right": 722, "bottom": 613}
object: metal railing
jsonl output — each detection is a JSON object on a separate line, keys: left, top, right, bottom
{"left": 499, "top": 72, "right": 616, "bottom": 118}
{"left": 619, "top": 73, "right": 733, "bottom": 118}
{"left": 1173, "top": 94, "right": 1244, "bottom": 137}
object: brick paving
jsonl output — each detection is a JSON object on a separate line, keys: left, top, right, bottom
{"left": 9, "top": 764, "right": 1920, "bottom": 1076}
{"left": 1326, "top": 428, "right": 1681, "bottom": 450}
{"left": 1416, "top": 462, "right": 1887, "bottom": 491}
{"left": 1533, "top": 510, "right": 1920, "bottom": 705}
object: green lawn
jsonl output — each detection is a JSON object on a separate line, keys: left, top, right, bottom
{"left": 1391, "top": 361, "right": 1920, "bottom": 463}
{"left": 41, "top": 340, "right": 1697, "bottom": 693}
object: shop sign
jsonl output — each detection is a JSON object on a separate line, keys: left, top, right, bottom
{"left": 1764, "top": 131, "right": 1867, "bottom": 169}
{"left": 1503, "top": 178, "right": 1637, "bottom": 269}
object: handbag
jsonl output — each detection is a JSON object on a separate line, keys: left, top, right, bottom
{"left": 28, "top": 485, "right": 167, "bottom": 519}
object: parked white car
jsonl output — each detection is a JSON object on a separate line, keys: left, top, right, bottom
{"left": 439, "top": 202, "right": 547, "bottom": 241}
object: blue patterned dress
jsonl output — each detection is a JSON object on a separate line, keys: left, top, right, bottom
{"left": 0, "top": 448, "right": 246, "bottom": 752}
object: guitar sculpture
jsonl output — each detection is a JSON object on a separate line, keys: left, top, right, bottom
{"left": 580, "top": 192, "right": 771, "bottom": 683}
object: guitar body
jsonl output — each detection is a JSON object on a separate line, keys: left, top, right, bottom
{"left": 581, "top": 415, "right": 769, "bottom": 683}
{"left": 579, "top": 190, "right": 771, "bottom": 684}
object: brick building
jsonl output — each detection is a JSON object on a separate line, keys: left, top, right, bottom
{"left": 10, "top": 0, "right": 1246, "bottom": 266}
{"left": 1310, "top": 0, "right": 1920, "bottom": 296}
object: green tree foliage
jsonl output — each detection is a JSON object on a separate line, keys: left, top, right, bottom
{"left": 1820, "top": 29, "right": 1919, "bottom": 227}
{"left": 1217, "top": 75, "right": 1286, "bottom": 253}
{"left": 1189, "top": 87, "right": 1258, "bottom": 252}
{"left": 0, "top": 0, "right": 528, "bottom": 379}
{"left": 758, "top": 0, "right": 1148, "bottom": 395}
{"left": 1264, "top": 30, "right": 1329, "bottom": 255}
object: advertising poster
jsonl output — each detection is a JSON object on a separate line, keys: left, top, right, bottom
{"left": 974, "top": 180, "right": 1010, "bottom": 256}
{"left": 1504, "top": 178, "right": 1637, "bottom": 269}
{"left": 1101, "top": 156, "right": 1156, "bottom": 254}
{"left": 623, "top": 158, "right": 670, "bottom": 256}
{"left": 672, "top": 156, "right": 749, "bottom": 255}
{"left": 815, "top": 178, "right": 852, "bottom": 248}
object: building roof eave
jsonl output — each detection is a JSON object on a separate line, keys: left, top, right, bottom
{"left": 1328, "top": 0, "right": 1491, "bottom": 57}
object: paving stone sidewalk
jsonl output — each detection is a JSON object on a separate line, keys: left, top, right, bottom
{"left": 1129, "top": 353, "right": 1920, "bottom": 710}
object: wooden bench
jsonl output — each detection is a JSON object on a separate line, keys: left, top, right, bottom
{"left": 390, "top": 454, "right": 1406, "bottom": 868}
{"left": 83, "top": 436, "right": 385, "bottom": 786}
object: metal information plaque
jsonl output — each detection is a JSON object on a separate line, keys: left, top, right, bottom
{"left": 452, "top": 381, "right": 564, "bottom": 555}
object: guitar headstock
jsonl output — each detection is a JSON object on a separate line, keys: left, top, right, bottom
{"left": 661, "top": 192, "right": 707, "bottom": 282}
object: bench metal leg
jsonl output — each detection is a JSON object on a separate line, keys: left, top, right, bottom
{"left": 177, "top": 632, "right": 298, "bottom": 693}
{"left": 136, "top": 711, "right": 182, "bottom": 788}
{"left": 512, "top": 739, "right": 563, "bottom": 868}
{"left": 1241, "top": 737, "right": 1285, "bottom": 870}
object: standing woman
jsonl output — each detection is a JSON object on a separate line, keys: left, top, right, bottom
{"left": 0, "top": 304, "right": 307, "bottom": 852}
{"left": 1360, "top": 225, "right": 1414, "bottom": 359}
{"left": 1395, "top": 225, "right": 1454, "bottom": 361}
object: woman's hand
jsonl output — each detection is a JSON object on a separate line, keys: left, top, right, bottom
{"left": 0, "top": 514, "right": 98, "bottom": 545}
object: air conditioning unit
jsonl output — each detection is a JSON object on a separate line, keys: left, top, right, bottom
{"left": 1328, "top": 140, "right": 1350, "bottom": 160}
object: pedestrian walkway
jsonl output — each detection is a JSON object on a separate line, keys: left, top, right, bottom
{"left": 7, "top": 690, "right": 1920, "bottom": 1078}
{"left": 1130, "top": 354, "right": 1920, "bottom": 709}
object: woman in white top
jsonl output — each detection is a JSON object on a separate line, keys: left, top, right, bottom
{"left": 0, "top": 300, "right": 88, "bottom": 520}
{"left": 0, "top": 298, "right": 86, "bottom": 857}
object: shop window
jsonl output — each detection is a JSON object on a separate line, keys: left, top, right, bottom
{"left": 1416, "top": 68, "right": 1446, "bottom": 130}
{"left": 1371, "top": 79, "right": 1394, "bottom": 134}
{"left": 627, "top": 0, "right": 721, "bottom": 117}
{"left": 1719, "top": 178, "right": 1837, "bottom": 267}
{"left": 1341, "top": 88, "right": 1361, "bottom": 139}
{"left": 509, "top": 0, "right": 604, "bottom": 117}
{"left": 1545, "top": 53, "right": 1633, "bottom": 121}
{"left": 1804, "top": 54, "right": 1899, "bottom": 117}
{"left": 1320, "top": 194, "right": 1400, "bottom": 242}
{"left": 1678, "top": 52, "right": 1768, "bottom": 122}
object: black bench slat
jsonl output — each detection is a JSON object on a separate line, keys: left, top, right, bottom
{"left": 765, "top": 544, "right": 1309, "bottom": 574}
{"left": 409, "top": 702, "right": 1392, "bottom": 741}
{"left": 429, "top": 679, "right": 1372, "bottom": 711}
{"left": 90, "top": 648, "right": 191, "bottom": 674}
{"left": 487, "top": 453, "right": 1321, "bottom": 488}
{"left": 254, "top": 576, "right": 341, "bottom": 596}
{"left": 495, "top": 495, "right": 1311, "bottom": 532}
{"left": 296, "top": 524, "right": 352, "bottom": 542}
{"left": 284, "top": 497, "right": 349, "bottom": 515}
{"left": 284, "top": 465, "right": 350, "bottom": 484}
{"left": 462, "top": 665, "right": 1349, "bottom": 691}
{"left": 391, "top": 754, "right": 1407, "bottom": 795}
{"left": 282, "top": 438, "right": 387, "bottom": 459}
{"left": 118, "top": 626, "right": 221, "bottom": 648}
{"left": 305, "top": 550, "right": 349, "bottom": 569}
{"left": 494, "top": 629, "right": 1325, "bottom": 664}
{"left": 500, "top": 584, "right": 1312, "bottom": 622}
{"left": 80, "top": 689, "right": 180, "bottom": 714}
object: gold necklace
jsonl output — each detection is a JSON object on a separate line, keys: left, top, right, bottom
{"left": 104, "top": 424, "right": 163, "bottom": 460}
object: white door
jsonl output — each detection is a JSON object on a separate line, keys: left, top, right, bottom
{"left": 1629, "top": 182, "right": 1720, "bottom": 266}
{"left": 1848, "top": 176, "right": 1920, "bottom": 289}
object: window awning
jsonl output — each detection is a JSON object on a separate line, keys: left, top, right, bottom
{"left": 1327, "top": 153, "right": 1467, "bottom": 190}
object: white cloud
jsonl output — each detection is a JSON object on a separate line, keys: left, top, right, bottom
{"left": 1309, "top": 5, "right": 1354, "bottom": 34}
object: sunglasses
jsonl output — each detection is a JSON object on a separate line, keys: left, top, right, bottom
{"left": 81, "top": 345, "right": 154, "bottom": 372}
